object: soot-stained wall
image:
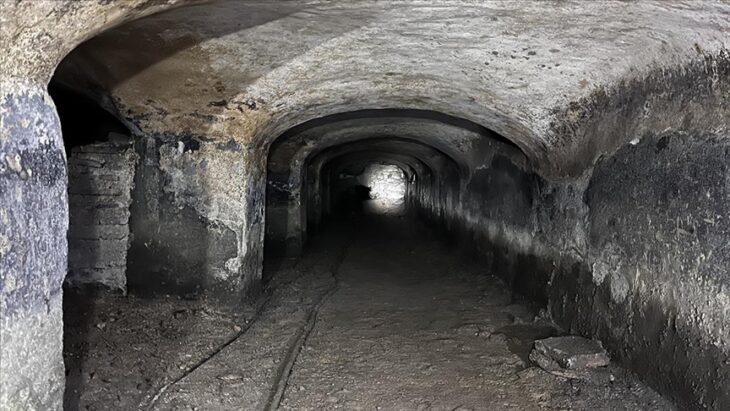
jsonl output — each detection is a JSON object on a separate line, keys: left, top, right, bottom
{"left": 411, "top": 130, "right": 730, "bottom": 409}
{"left": 569, "top": 132, "right": 730, "bottom": 409}
{"left": 544, "top": 51, "right": 730, "bottom": 410}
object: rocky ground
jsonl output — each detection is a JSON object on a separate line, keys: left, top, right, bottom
{"left": 63, "top": 209, "right": 674, "bottom": 410}
{"left": 62, "top": 290, "right": 254, "bottom": 410}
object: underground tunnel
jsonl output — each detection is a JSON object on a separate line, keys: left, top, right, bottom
{"left": 1, "top": 1, "right": 730, "bottom": 410}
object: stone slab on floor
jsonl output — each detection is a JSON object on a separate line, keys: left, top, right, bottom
{"left": 531, "top": 336, "right": 610, "bottom": 370}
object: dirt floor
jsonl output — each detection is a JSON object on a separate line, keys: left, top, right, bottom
{"left": 62, "top": 290, "right": 255, "bottom": 410}
{"left": 63, "top": 206, "right": 674, "bottom": 410}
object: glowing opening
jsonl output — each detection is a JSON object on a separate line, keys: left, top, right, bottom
{"left": 360, "top": 164, "right": 406, "bottom": 215}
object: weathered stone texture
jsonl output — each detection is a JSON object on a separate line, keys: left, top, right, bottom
{"left": 126, "top": 136, "right": 259, "bottom": 303}
{"left": 52, "top": 1, "right": 730, "bottom": 179}
{"left": 572, "top": 132, "right": 730, "bottom": 409}
{"left": 415, "top": 132, "right": 730, "bottom": 410}
{"left": 0, "top": 0, "right": 191, "bottom": 83}
{"left": 66, "top": 141, "right": 138, "bottom": 291}
{"left": 0, "top": 87, "right": 67, "bottom": 411}
{"left": 0, "top": 295, "right": 65, "bottom": 410}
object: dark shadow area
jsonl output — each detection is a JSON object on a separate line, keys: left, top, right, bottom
{"left": 339, "top": 184, "right": 371, "bottom": 214}
{"left": 48, "top": 82, "right": 130, "bottom": 151}
{"left": 49, "top": 81, "right": 133, "bottom": 409}
{"left": 61, "top": 288, "right": 97, "bottom": 411}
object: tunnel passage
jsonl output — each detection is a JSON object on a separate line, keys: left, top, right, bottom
{"left": 2, "top": 1, "right": 730, "bottom": 410}
{"left": 265, "top": 109, "right": 486, "bottom": 258}
{"left": 263, "top": 108, "right": 548, "bottom": 308}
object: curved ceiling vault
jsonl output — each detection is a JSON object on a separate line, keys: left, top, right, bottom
{"left": 45, "top": 0, "right": 730, "bottom": 178}
{"left": 267, "top": 110, "right": 484, "bottom": 184}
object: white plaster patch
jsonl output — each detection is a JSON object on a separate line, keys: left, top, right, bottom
{"left": 610, "top": 270, "right": 630, "bottom": 303}
{"left": 5, "top": 153, "right": 22, "bottom": 173}
{"left": 225, "top": 257, "right": 242, "bottom": 276}
{"left": 591, "top": 260, "right": 610, "bottom": 285}
{"left": 0, "top": 233, "right": 9, "bottom": 258}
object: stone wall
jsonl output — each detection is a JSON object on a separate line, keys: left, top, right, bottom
{"left": 126, "top": 135, "right": 259, "bottom": 304}
{"left": 410, "top": 133, "right": 543, "bottom": 299}
{"left": 0, "top": 84, "right": 67, "bottom": 411}
{"left": 411, "top": 130, "right": 730, "bottom": 409}
{"left": 66, "top": 139, "right": 137, "bottom": 292}
{"left": 560, "top": 132, "right": 730, "bottom": 409}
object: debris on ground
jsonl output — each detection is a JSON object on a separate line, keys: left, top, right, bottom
{"left": 530, "top": 335, "right": 611, "bottom": 380}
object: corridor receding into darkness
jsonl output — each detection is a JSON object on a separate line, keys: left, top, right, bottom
{"left": 1, "top": 1, "right": 730, "bottom": 410}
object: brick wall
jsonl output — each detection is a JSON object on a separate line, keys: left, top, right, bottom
{"left": 66, "top": 140, "right": 137, "bottom": 292}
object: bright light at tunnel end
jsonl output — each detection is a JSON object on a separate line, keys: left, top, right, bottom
{"left": 360, "top": 163, "right": 406, "bottom": 215}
